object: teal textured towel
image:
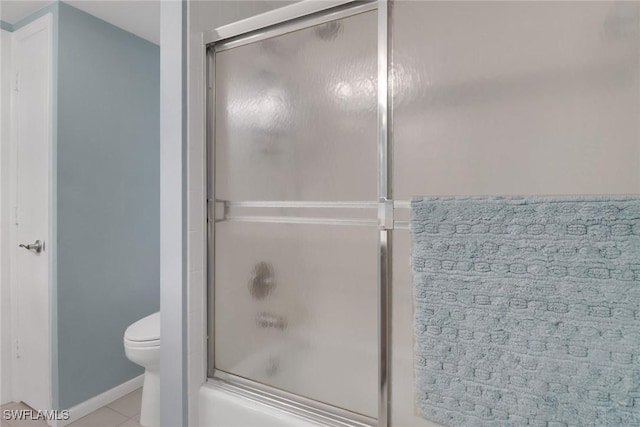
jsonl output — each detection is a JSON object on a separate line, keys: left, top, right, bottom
{"left": 411, "top": 197, "right": 640, "bottom": 427}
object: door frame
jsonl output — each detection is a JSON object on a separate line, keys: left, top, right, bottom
{"left": 204, "top": 2, "right": 392, "bottom": 426}
{"left": 9, "top": 13, "right": 54, "bottom": 411}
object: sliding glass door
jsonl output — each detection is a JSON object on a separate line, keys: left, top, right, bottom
{"left": 209, "top": 5, "right": 381, "bottom": 422}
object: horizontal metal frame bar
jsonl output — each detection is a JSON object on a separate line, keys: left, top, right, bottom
{"left": 206, "top": 1, "right": 376, "bottom": 48}
{"left": 216, "top": 216, "right": 411, "bottom": 230}
{"left": 218, "top": 215, "right": 377, "bottom": 227}
{"left": 218, "top": 200, "right": 379, "bottom": 209}
{"left": 213, "top": 201, "right": 412, "bottom": 229}
{"left": 208, "top": 371, "right": 376, "bottom": 427}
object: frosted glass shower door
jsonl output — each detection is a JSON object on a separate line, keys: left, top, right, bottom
{"left": 211, "top": 9, "right": 378, "bottom": 418}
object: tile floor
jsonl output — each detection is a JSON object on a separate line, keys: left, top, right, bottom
{"left": 1, "top": 388, "right": 143, "bottom": 427}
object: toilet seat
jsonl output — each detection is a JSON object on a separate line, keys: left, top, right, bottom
{"left": 125, "top": 337, "right": 160, "bottom": 348}
{"left": 125, "top": 312, "right": 160, "bottom": 346}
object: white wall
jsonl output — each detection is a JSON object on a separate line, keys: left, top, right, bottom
{"left": 0, "top": 28, "right": 14, "bottom": 405}
{"left": 160, "top": 1, "right": 185, "bottom": 426}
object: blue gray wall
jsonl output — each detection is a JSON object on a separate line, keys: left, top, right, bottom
{"left": 56, "top": 2, "right": 159, "bottom": 409}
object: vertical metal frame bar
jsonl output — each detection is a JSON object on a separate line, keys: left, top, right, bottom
{"left": 206, "top": 45, "right": 216, "bottom": 377}
{"left": 376, "top": 1, "right": 392, "bottom": 426}
{"left": 377, "top": 1, "right": 389, "bottom": 202}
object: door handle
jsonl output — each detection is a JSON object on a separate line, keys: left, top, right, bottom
{"left": 19, "top": 240, "right": 44, "bottom": 253}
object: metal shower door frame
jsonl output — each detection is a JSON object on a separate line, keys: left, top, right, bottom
{"left": 204, "top": 2, "right": 393, "bottom": 426}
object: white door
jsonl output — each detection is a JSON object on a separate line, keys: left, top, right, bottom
{"left": 11, "top": 15, "right": 52, "bottom": 412}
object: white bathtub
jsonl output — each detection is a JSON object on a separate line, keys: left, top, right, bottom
{"left": 198, "top": 385, "right": 321, "bottom": 427}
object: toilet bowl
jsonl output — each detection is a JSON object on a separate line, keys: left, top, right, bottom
{"left": 124, "top": 312, "right": 160, "bottom": 427}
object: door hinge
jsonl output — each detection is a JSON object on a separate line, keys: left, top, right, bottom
{"left": 14, "top": 72, "right": 20, "bottom": 92}
{"left": 15, "top": 339, "right": 20, "bottom": 359}
{"left": 14, "top": 205, "right": 18, "bottom": 225}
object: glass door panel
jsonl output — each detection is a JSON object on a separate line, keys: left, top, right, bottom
{"left": 215, "top": 222, "right": 378, "bottom": 417}
{"left": 212, "top": 8, "right": 379, "bottom": 419}
{"left": 215, "top": 10, "right": 378, "bottom": 202}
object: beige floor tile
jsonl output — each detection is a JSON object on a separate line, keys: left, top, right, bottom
{"left": 68, "top": 407, "right": 127, "bottom": 427}
{"left": 4, "top": 418, "right": 48, "bottom": 427}
{"left": 0, "top": 403, "right": 13, "bottom": 427}
{"left": 116, "top": 419, "right": 142, "bottom": 427}
{"left": 107, "top": 389, "right": 142, "bottom": 418}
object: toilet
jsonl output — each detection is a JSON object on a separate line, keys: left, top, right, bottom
{"left": 124, "top": 312, "right": 160, "bottom": 427}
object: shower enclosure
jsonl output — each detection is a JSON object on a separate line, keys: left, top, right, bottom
{"left": 207, "top": 3, "right": 387, "bottom": 425}
{"left": 205, "top": 1, "right": 640, "bottom": 426}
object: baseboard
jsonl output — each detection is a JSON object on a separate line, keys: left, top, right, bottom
{"left": 51, "top": 374, "right": 144, "bottom": 427}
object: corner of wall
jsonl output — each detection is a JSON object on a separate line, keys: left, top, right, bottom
{"left": 0, "top": 26, "right": 13, "bottom": 406}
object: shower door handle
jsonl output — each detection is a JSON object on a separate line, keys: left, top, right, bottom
{"left": 19, "top": 240, "right": 44, "bottom": 253}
